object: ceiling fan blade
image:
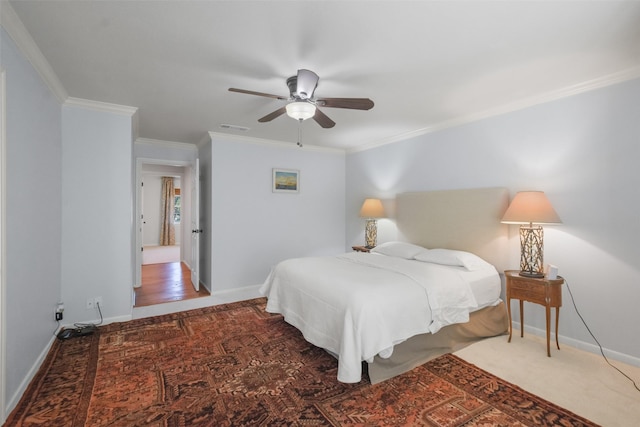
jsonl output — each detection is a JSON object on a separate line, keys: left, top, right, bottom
{"left": 316, "top": 97, "right": 374, "bottom": 110}
{"left": 295, "top": 69, "right": 319, "bottom": 99}
{"left": 312, "top": 108, "right": 336, "bottom": 128}
{"left": 229, "top": 88, "right": 288, "bottom": 100}
{"left": 258, "top": 107, "right": 287, "bottom": 123}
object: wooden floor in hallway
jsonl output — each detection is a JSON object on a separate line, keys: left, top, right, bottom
{"left": 134, "top": 261, "right": 210, "bottom": 307}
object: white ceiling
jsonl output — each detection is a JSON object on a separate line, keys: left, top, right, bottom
{"left": 7, "top": 0, "right": 640, "bottom": 151}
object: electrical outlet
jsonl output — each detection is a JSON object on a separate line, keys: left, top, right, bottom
{"left": 85, "top": 297, "right": 103, "bottom": 310}
{"left": 55, "top": 302, "right": 64, "bottom": 321}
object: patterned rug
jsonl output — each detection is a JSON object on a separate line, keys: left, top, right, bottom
{"left": 6, "top": 298, "right": 599, "bottom": 426}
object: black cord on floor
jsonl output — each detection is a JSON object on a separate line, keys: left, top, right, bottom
{"left": 565, "top": 279, "right": 640, "bottom": 392}
{"left": 73, "top": 301, "right": 104, "bottom": 329}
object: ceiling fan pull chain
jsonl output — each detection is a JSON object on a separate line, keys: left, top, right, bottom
{"left": 297, "top": 119, "right": 303, "bottom": 148}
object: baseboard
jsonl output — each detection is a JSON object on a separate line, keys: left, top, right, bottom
{"left": 513, "top": 322, "right": 640, "bottom": 368}
{"left": 6, "top": 313, "right": 132, "bottom": 416}
{"left": 132, "top": 284, "right": 262, "bottom": 320}
{"left": 58, "top": 314, "right": 132, "bottom": 331}
{"left": 211, "top": 284, "right": 262, "bottom": 305}
{"left": 6, "top": 333, "right": 57, "bottom": 417}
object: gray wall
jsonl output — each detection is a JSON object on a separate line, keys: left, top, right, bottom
{"left": 208, "top": 136, "right": 346, "bottom": 291}
{"left": 60, "top": 105, "right": 134, "bottom": 325}
{"left": 2, "top": 27, "right": 62, "bottom": 409}
{"left": 346, "top": 78, "right": 640, "bottom": 363}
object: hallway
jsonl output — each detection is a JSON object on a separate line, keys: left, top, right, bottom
{"left": 134, "top": 262, "right": 209, "bottom": 307}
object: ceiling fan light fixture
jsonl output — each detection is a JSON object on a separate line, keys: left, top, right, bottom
{"left": 229, "top": 69, "right": 371, "bottom": 129}
{"left": 286, "top": 101, "right": 316, "bottom": 120}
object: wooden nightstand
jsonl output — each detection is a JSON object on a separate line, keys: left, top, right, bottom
{"left": 352, "top": 246, "right": 371, "bottom": 253}
{"left": 505, "top": 270, "right": 564, "bottom": 357}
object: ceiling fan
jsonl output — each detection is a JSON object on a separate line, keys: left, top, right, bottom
{"left": 228, "top": 69, "right": 374, "bottom": 129}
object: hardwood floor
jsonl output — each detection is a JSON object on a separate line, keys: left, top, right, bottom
{"left": 135, "top": 262, "right": 210, "bottom": 307}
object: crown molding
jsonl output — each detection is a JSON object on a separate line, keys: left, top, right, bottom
{"left": 207, "top": 131, "right": 345, "bottom": 154}
{"left": 64, "top": 97, "right": 137, "bottom": 116}
{"left": 349, "top": 66, "right": 640, "bottom": 154}
{"left": 0, "top": 1, "right": 68, "bottom": 103}
{"left": 135, "top": 137, "right": 198, "bottom": 151}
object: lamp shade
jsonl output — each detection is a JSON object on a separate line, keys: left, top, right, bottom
{"left": 360, "top": 198, "right": 385, "bottom": 218}
{"left": 501, "top": 191, "right": 561, "bottom": 225}
{"left": 285, "top": 101, "right": 316, "bottom": 120}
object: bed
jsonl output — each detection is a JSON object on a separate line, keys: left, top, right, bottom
{"left": 260, "top": 187, "right": 511, "bottom": 383}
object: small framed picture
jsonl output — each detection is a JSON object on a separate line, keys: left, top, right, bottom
{"left": 273, "top": 168, "right": 299, "bottom": 193}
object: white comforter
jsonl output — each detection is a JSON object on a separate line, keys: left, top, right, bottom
{"left": 259, "top": 252, "right": 481, "bottom": 383}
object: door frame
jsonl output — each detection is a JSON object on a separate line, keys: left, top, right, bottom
{"left": 189, "top": 158, "right": 200, "bottom": 291}
{"left": 1, "top": 68, "right": 7, "bottom": 424}
{"left": 134, "top": 157, "right": 197, "bottom": 290}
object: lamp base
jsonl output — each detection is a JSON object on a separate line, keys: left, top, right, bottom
{"left": 364, "top": 219, "right": 378, "bottom": 248}
{"left": 519, "top": 225, "right": 545, "bottom": 278}
{"left": 519, "top": 270, "right": 545, "bottom": 278}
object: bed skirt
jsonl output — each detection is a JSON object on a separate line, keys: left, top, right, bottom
{"left": 368, "top": 301, "right": 508, "bottom": 384}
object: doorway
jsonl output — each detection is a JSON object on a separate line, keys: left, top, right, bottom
{"left": 135, "top": 261, "right": 208, "bottom": 307}
{"left": 141, "top": 170, "right": 182, "bottom": 268}
{"left": 133, "top": 159, "right": 207, "bottom": 307}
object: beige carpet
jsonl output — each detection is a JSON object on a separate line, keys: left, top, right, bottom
{"left": 142, "top": 245, "right": 180, "bottom": 264}
{"left": 455, "top": 334, "right": 640, "bottom": 427}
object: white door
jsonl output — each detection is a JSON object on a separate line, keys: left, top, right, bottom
{"left": 190, "top": 159, "right": 200, "bottom": 291}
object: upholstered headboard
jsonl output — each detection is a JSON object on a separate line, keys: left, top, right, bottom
{"left": 396, "top": 187, "right": 510, "bottom": 273}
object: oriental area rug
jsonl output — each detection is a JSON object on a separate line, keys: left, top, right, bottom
{"left": 6, "top": 298, "right": 599, "bottom": 427}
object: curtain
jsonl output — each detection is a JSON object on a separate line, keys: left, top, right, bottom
{"left": 160, "top": 177, "right": 176, "bottom": 246}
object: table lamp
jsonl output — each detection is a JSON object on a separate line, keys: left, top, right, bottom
{"left": 501, "top": 191, "right": 561, "bottom": 278}
{"left": 359, "top": 198, "right": 385, "bottom": 248}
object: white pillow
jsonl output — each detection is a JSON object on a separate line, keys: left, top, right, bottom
{"left": 370, "top": 241, "right": 428, "bottom": 259}
{"left": 414, "top": 248, "right": 494, "bottom": 271}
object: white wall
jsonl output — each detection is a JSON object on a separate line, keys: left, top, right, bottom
{"left": 60, "top": 105, "right": 134, "bottom": 325}
{"left": 346, "top": 78, "right": 640, "bottom": 364}
{"left": 1, "top": 27, "right": 62, "bottom": 413}
{"left": 134, "top": 139, "right": 198, "bottom": 164}
{"left": 208, "top": 135, "right": 346, "bottom": 291}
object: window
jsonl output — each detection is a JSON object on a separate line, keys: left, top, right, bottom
{"left": 174, "top": 188, "right": 181, "bottom": 223}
